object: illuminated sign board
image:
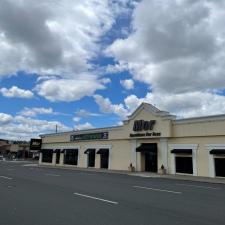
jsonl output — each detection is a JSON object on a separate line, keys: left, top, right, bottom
{"left": 30, "top": 139, "right": 42, "bottom": 150}
{"left": 70, "top": 132, "right": 108, "bottom": 141}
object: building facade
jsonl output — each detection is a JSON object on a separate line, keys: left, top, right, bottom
{"left": 40, "top": 103, "right": 225, "bottom": 178}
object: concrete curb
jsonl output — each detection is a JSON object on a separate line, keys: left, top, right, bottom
{"left": 38, "top": 164, "right": 225, "bottom": 184}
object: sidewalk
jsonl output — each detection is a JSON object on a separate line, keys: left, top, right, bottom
{"left": 128, "top": 172, "right": 225, "bottom": 184}
{"left": 39, "top": 164, "right": 225, "bottom": 185}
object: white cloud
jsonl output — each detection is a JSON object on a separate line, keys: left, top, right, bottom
{"left": 124, "top": 91, "right": 225, "bottom": 118}
{"left": 0, "top": 114, "right": 70, "bottom": 140}
{"left": 0, "top": 0, "right": 133, "bottom": 102}
{"left": 18, "top": 107, "right": 53, "bottom": 117}
{"left": 73, "top": 117, "right": 81, "bottom": 122}
{"left": 94, "top": 94, "right": 129, "bottom": 119}
{"left": 74, "top": 122, "right": 94, "bottom": 130}
{"left": 106, "top": 0, "right": 225, "bottom": 90}
{"left": 106, "top": 0, "right": 225, "bottom": 114}
{"left": 120, "top": 79, "right": 134, "bottom": 90}
{"left": 0, "top": 86, "right": 33, "bottom": 98}
{"left": 0, "top": 113, "right": 13, "bottom": 125}
{"left": 75, "top": 109, "right": 101, "bottom": 118}
{"left": 0, "top": 0, "right": 114, "bottom": 76}
{"left": 36, "top": 76, "right": 106, "bottom": 102}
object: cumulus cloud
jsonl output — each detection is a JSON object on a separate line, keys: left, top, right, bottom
{"left": 18, "top": 107, "right": 54, "bottom": 117}
{"left": 0, "top": 0, "right": 131, "bottom": 101}
{"left": 120, "top": 79, "right": 134, "bottom": 90}
{"left": 0, "top": 114, "right": 70, "bottom": 140}
{"left": 36, "top": 76, "right": 106, "bottom": 102}
{"left": 0, "top": 113, "right": 13, "bottom": 125}
{"left": 73, "top": 117, "right": 81, "bottom": 122}
{"left": 0, "top": 86, "right": 33, "bottom": 98}
{"left": 124, "top": 91, "right": 225, "bottom": 118}
{"left": 75, "top": 109, "right": 101, "bottom": 118}
{"left": 94, "top": 94, "right": 129, "bottom": 119}
{"left": 105, "top": 0, "right": 225, "bottom": 117}
{"left": 74, "top": 122, "right": 94, "bottom": 130}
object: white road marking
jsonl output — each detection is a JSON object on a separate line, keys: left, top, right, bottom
{"left": 0, "top": 176, "right": 13, "bottom": 180}
{"left": 23, "top": 164, "right": 38, "bottom": 167}
{"left": 73, "top": 192, "right": 118, "bottom": 204}
{"left": 133, "top": 185, "right": 182, "bottom": 194}
{"left": 176, "top": 183, "right": 221, "bottom": 190}
{"left": 45, "top": 173, "right": 60, "bottom": 177}
{"left": 79, "top": 172, "right": 96, "bottom": 176}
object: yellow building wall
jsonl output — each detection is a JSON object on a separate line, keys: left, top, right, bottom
{"left": 168, "top": 136, "right": 225, "bottom": 177}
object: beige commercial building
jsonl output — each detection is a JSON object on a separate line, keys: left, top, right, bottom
{"left": 40, "top": 103, "right": 225, "bottom": 178}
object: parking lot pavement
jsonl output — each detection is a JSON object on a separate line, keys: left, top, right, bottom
{"left": 1, "top": 161, "right": 225, "bottom": 225}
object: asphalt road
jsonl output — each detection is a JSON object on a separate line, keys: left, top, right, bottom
{"left": 0, "top": 161, "right": 225, "bottom": 225}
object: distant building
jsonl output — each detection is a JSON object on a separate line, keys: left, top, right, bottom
{"left": 0, "top": 140, "right": 30, "bottom": 159}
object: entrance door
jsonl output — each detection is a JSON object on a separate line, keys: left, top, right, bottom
{"left": 56, "top": 149, "right": 60, "bottom": 164}
{"left": 100, "top": 153, "right": 109, "bottom": 169}
{"left": 145, "top": 151, "right": 157, "bottom": 172}
{"left": 215, "top": 158, "right": 225, "bottom": 177}
{"left": 88, "top": 150, "right": 95, "bottom": 167}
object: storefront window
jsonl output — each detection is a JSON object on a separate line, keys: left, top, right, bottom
{"left": 175, "top": 156, "right": 193, "bottom": 174}
{"left": 42, "top": 149, "right": 53, "bottom": 163}
{"left": 64, "top": 149, "right": 78, "bottom": 165}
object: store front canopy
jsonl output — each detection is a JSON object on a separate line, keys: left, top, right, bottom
{"left": 53, "top": 149, "right": 61, "bottom": 153}
{"left": 210, "top": 149, "right": 225, "bottom": 155}
{"left": 97, "top": 149, "right": 109, "bottom": 155}
{"left": 84, "top": 149, "right": 95, "bottom": 154}
{"left": 171, "top": 149, "right": 192, "bottom": 154}
{"left": 136, "top": 143, "right": 157, "bottom": 153}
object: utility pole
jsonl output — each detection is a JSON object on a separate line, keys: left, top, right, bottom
{"left": 56, "top": 124, "right": 58, "bottom": 133}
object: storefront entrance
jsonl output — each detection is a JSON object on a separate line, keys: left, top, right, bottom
{"left": 84, "top": 149, "right": 96, "bottom": 167}
{"left": 97, "top": 149, "right": 109, "bottom": 169}
{"left": 215, "top": 158, "right": 225, "bottom": 177}
{"left": 136, "top": 143, "right": 158, "bottom": 172}
{"left": 55, "top": 149, "right": 61, "bottom": 164}
{"left": 145, "top": 151, "right": 157, "bottom": 172}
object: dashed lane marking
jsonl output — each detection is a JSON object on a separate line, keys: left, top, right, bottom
{"left": 73, "top": 192, "right": 118, "bottom": 204}
{"left": 0, "top": 176, "right": 13, "bottom": 180}
{"left": 133, "top": 185, "right": 182, "bottom": 194}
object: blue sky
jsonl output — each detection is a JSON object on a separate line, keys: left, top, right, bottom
{"left": 1, "top": 0, "right": 225, "bottom": 140}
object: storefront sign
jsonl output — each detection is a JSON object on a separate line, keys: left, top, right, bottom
{"left": 130, "top": 120, "right": 160, "bottom": 137}
{"left": 133, "top": 120, "right": 156, "bottom": 131}
{"left": 130, "top": 132, "right": 161, "bottom": 137}
{"left": 30, "top": 139, "right": 42, "bottom": 150}
{"left": 70, "top": 132, "right": 108, "bottom": 141}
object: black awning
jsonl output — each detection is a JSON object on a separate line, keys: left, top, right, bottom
{"left": 53, "top": 149, "right": 61, "bottom": 153}
{"left": 136, "top": 143, "right": 157, "bottom": 153}
{"left": 210, "top": 149, "right": 225, "bottom": 155}
{"left": 64, "top": 149, "right": 78, "bottom": 154}
{"left": 97, "top": 149, "right": 109, "bottom": 155}
{"left": 171, "top": 149, "right": 192, "bottom": 154}
{"left": 84, "top": 149, "right": 95, "bottom": 154}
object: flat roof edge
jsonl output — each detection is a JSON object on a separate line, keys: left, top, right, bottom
{"left": 174, "top": 114, "right": 225, "bottom": 124}
{"left": 40, "top": 125, "right": 124, "bottom": 138}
